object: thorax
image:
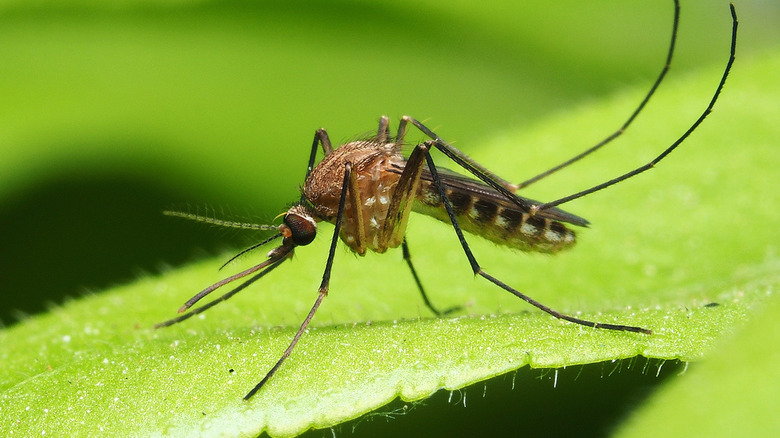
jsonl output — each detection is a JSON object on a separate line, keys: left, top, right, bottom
{"left": 303, "top": 140, "right": 406, "bottom": 254}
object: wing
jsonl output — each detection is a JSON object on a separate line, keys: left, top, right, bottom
{"left": 427, "top": 166, "right": 590, "bottom": 227}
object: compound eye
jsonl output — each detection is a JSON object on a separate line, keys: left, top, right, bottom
{"left": 283, "top": 212, "right": 316, "bottom": 246}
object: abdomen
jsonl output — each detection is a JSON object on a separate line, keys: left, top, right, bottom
{"left": 413, "top": 180, "right": 576, "bottom": 254}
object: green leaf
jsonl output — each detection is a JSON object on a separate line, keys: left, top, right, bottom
{"left": 2, "top": 1, "right": 779, "bottom": 437}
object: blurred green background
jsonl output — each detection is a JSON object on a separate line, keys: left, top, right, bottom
{"left": 1, "top": 0, "right": 778, "bottom": 436}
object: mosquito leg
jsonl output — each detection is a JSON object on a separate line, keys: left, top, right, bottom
{"left": 244, "top": 290, "right": 327, "bottom": 400}
{"left": 537, "top": 3, "right": 737, "bottom": 213}
{"left": 346, "top": 160, "right": 367, "bottom": 254}
{"left": 404, "top": 12, "right": 733, "bottom": 223}
{"left": 304, "top": 129, "right": 333, "bottom": 182}
{"left": 317, "top": 162, "right": 353, "bottom": 295}
{"left": 378, "top": 137, "right": 428, "bottom": 249}
{"left": 399, "top": 118, "right": 590, "bottom": 227}
{"left": 244, "top": 162, "right": 354, "bottom": 400}
{"left": 517, "top": 0, "right": 680, "bottom": 189}
{"left": 300, "top": 128, "right": 335, "bottom": 204}
{"left": 377, "top": 141, "right": 458, "bottom": 314}
{"left": 400, "top": 116, "right": 546, "bottom": 224}
{"left": 377, "top": 115, "right": 390, "bottom": 142}
{"left": 398, "top": 115, "right": 520, "bottom": 193}
{"left": 402, "top": 239, "right": 460, "bottom": 316}
{"left": 417, "top": 140, "right": 651, "bottom": 334}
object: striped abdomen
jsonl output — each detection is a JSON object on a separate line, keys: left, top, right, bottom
{"left": 413, "top": 178, "right": 577, "bottom": 254}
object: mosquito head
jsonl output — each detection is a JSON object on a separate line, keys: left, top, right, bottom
{"left": 282, "top": 204, "right": 317, "bottom": 246}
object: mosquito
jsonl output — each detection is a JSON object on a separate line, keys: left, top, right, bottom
{"left": 156, "top": 0, "right": 738, "bottom": 401}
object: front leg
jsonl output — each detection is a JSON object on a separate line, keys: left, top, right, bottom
{"left": 245, "top": 161, "right": 355, "bottom": 400}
